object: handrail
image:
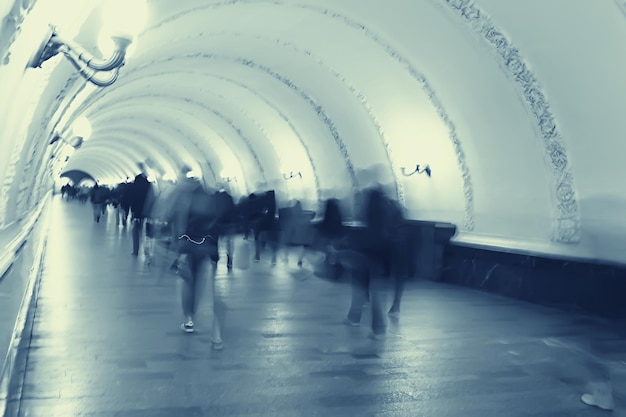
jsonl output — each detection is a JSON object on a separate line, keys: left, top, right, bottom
{"left": 0, "top": 194, "right": 50, "bottom": 281}
{"left": 0, "top": 193, "right": 50, "bottom": 416}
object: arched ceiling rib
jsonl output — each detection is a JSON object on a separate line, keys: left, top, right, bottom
{"left": 86, "top": 123, "right": 197, "bottom": 173}
{"left": 63, "top": 156, "right": 127, "bottom": 183}
{"left": 437, "top": 0, "right": 579, "bottom": 242}
{"left": 77, "top": 73, "right": 328, "bottom": 202}
{"left": 68, "top": 142, "right": 156, "bottom": 179}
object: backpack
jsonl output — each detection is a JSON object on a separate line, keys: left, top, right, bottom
{"left": 186, "top": 184, "right": 218, "bottom": 239}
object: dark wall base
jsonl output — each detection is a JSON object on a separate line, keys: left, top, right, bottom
{"left": 440, "top": 244, "right": 626, "bottom": 320}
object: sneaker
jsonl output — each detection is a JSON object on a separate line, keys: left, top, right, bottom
{"left": 343, "top": 318, "right": 360, "bottom": 327}
{"left": 368, "top": 332, "right": 386, "bottom": 341}
{"left": 211, "top": 340, "right": 224, "bottom": 350}
{"left": 581, "top": 382, "right": 614, "bottom": 411}
{"left": 180, "top": 322, "right": 195, "bottom": 333}
{"left": 387, "top": 310, "right": 400, "bottom": 318}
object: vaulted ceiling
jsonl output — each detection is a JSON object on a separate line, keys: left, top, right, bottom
{"left": 2, "top": 0, "right": 626, "bottom": 263}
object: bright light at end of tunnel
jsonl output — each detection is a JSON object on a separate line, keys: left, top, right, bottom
{"left": 71, "top": 117, "right": 92, "bottom": 141}
{"left": 101, "top": 0, "right": 148, "bottom": 42}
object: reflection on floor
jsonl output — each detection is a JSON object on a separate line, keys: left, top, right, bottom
{"left": 11, "top": 196, "right": 626, "bottom": 416}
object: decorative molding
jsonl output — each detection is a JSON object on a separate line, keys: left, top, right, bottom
{"left": 0, "top": 0, "right": 38, "bottom": 65}
{"left": 30, "top": 73, "right": 80, "bottom": 208}
{"left": 441, "top": 0, "right": 580, "bottom": 243}
{"left": 296, "top": 3, "right": 474, "bottom": 230}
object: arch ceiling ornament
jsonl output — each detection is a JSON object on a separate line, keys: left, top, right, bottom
{"left": 60, "top": 169, "right": 95, "bottom": 186}
{"left": 0, "top": 0, "right": 39, "bottom": 65}
{"left": 440, "top": 0, "right": 580, "bottom": 243}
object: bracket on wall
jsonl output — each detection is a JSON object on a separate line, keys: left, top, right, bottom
{"left": 401, "top": 164, "right": 431, "bottom": 177}
{"left": 282, "top": 171, "right": 302, "bottom": 180}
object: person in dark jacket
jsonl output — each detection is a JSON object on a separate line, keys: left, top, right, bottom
{"left": 89, "top": 183, "right": 108, "bottom": 223}
{"left": 129, "top": 163, "right": 152, "bottom": 256}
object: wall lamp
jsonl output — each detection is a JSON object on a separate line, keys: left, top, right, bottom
{"left": 49, "top": 133, "right": 84, "bottom": 149}
{"left": 401, "top": 164, "right": 432, "bottom": 177}
{"left": 282, "top": 171, "right": 302, "bottom": 180}
{"left": 28, "top": 26, "right": 130, "bottom": 87}
{"left": 27, "top": 0, "right": 147, "bottom": 87}
{"left": 221, "top": 176, "right": 236, "bottom": 183}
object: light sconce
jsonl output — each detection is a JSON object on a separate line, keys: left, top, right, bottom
{"left": 282, "top": 171, "right": 302, "bottom": 180}
{"left": 401, "top": 164, "right": 432, "bottom": 177}
{"left": 27, "top": 0, "right": 148, "bottom": 87}
{"left": 221, "top": 176, "right": 236, "bottom": 183}
{"left": 49, "top": 133, "right": 84, "bottom": 149}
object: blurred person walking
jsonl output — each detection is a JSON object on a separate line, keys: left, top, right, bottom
{"left": 164, "top": 166, "right": 229, "bottom": 350}
{"left": 333, "top": 179, "right": 404, "bottom": 339}
{"left": 128, "top": 163, "right": 152, "bottom": 256}
{"left": 89, "top": 183, "right": 109, "bottom": 223}
{"left": 213, "top": 185, "right": 238, "bottom": 272}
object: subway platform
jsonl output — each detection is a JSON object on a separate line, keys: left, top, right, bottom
{"left": 3, "top": 196, "right": 626, "bottom": 416}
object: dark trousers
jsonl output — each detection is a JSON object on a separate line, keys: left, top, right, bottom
{"left": 337, "top": 249, "right": 386, "bottom": 335}
{"left": 178, "top": 240, "right": 222, "bottom": 342}
{"left": 178, "top": 240, "right": 218, "bottom": 317}
{"left": 131, "top": 218, "right": 144, "bottom": 255}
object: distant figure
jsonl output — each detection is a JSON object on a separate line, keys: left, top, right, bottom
{"left": 213, "top": 186, "right": 238, "bottom": 271}
{"left": 89, "top": 183, "right": 108, "bottom": 223}
{"left": 128, "top": 163, "right": 152, "bottom": 256}
{"left": 310, "top": 198, "right": 346, "bottom": 281}
{"left": 281, "top": 200, "right": 313, "bottom": 267}
{"left": 242, "top": 190, "right": 278, "bottom": 263}
{"left": 116, "top": 179, "right": 131, "bottom": 227}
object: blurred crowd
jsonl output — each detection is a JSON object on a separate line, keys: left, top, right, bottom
{"left": 58, "top": 162, "right": 615, "bottom": 410}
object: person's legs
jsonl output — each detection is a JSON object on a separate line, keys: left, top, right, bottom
{"left": 144, "top": 220, "right": 155, "bottom": 262}
{"left": 122, "top": 207, "right": 129, "bottom": 227}
{"left": 346, "top": 271, "right": 368, "bottom": 325}
{"left": 268, "top": 229, "right": 279, "bottom": 265}
{"left": 207, "top": 260, "right": 223, "bottom": 349}
{"left": 224, "top": 233, "right": 234, "bottom": 271}
{"left": 92, "top": 203, "right": 101, "bottom": 222}
{"left": 253, "top": 227, "right": 261, "bottom": 261}
{"left": 179, "top": 253, "right": 197, "bottom": 331}
{"left": 131, "top": 217, "right": 143, "bottom": 255}
{"left": 581, "top": 342, "right": 614, "bottom": 410}
{"left": 388, "top": 274, "right": 406, "bottom": 316}
{"left": 369, "top": 273, "right": 387, "bottom": 338}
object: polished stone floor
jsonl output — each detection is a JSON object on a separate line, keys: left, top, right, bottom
{"left": 8, "top": 197, "right": 626, "bottom": 416}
